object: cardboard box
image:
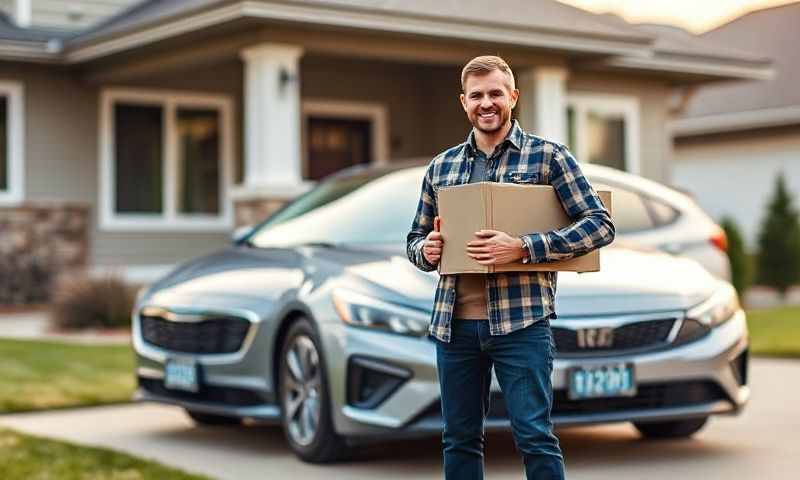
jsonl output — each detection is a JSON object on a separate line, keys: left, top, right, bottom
{"left": 437, "top": 182, "right": 612, "bottom": 274}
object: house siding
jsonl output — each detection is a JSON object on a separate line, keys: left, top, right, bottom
{"left": 0, "top": 0, "right": 12, "bottom": 18}
{"left": 2, "top": 61, "right": 231, "bottom": 269}
{"left": 301, "top": 56, "right": 468, "bottom": 161}
{"left": 673, "top": 126, "right": 800, "bottom": 251}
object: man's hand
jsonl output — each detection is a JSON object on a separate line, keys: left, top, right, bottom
{"left": 467, "top": 230, "right": 528, "bottom": 265}
{"left": 423, "top": 216, "right": 443, "bottom": 266}
{"left": 423, "top": 216, "right": 444, "bottom": 266}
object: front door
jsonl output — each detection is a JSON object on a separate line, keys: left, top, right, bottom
{"left": 306, "top": 117, "right": 372, "bottom": 181}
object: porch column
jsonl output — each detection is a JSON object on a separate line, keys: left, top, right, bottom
{"left": 518, "top": 66, "right": 568, "bottom": 144}
{"left": 234, "top": 43, "right": 310, "bottom": 226}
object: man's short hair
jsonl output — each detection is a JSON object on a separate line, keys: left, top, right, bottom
{"left": 460, "top": 55, "right": 516, "bottom": 92}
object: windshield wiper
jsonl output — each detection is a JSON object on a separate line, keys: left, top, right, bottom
{"left": 296, "top": 241, "right": 339, "bottom": 249}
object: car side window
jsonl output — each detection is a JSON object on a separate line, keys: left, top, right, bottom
{"left": 592, "top": 182, "right": 654, "bottom": 234}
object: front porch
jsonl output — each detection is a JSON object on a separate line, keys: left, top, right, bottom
{"left": 82, "top": 23, "right": 579, "bottom": 235}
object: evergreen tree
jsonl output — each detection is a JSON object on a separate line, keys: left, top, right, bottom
{"left": 756, "top": 172, "right": 800, "bottom": 298}
{"left": 721, "top": 216, "right": 752, "bottom": 297}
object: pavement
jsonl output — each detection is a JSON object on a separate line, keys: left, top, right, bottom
{"left": 0, "top": 358, "right": 797, "bottom": 480}
{"left": 0, "top": 309, "right": 130, "bottom": 344}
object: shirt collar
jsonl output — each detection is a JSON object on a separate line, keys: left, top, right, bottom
{"left": 465, "top": 119, "right": 523, "bottom": 156}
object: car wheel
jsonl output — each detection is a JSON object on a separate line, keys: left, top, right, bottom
{"left": 184, "top": 409, "right": 241, "bottom": 426}
{"left": 634, "top": 417, "right": 708, "bottom": 439}
{"left": 279, "top": 317, "right": 349, "bottom": 463}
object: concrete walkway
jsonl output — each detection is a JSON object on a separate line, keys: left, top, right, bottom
{"left": 1, "top": 358, "right": 797, "bottom": 480}
{"left": 0, "top": 309, "right": 130, "bottom": 344}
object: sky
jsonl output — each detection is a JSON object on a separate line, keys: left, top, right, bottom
{"left": 557, "top": 0, "right": 798, "bottom": 33}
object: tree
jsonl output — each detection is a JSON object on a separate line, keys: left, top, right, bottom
{"left": 756, "top": 172, "right": 800, "bottom": 298}
{"left": 720, "top": 216, "right": 752, "bottom": 298}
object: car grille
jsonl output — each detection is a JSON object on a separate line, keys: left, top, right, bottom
{"left": 552, "top": 318, "right": 676, "bottom": 355}
{"left": 138, "top": 377, "right": 267, "bottom": 406}
{"left": 139, "top": 312, "right": 251, "bottom": 354}
{"left": 550, "top": 381, "right": 728, "bottom": 415}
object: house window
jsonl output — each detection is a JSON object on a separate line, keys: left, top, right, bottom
{"left": 0, "top": 81, "right": 24, "bottom": 205}
{"left": 114, "top": 104, "right": 163, "bottom": 214}
{"left": 100, "top": 89, "right": 233, "bottom": 231}
{"left": 566, "top": 93, "right": 640, "bottom": 175}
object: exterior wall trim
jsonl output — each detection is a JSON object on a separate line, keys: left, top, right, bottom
{"left": 14, "top": 0, "right": 32, "bottom": 28}
{"left": 98, "top": 87, "right": 235, "bottom": 232}
{"left": 301, "top": 98, "right": 390, "bottom": 173}
{"left": 0, "top": 80, "right": 25, "bottom": 205}
{"left": 672, "top": 104, "right": 800, "bottom": 137}
{"left": 604, "top": 55, "right": 773, "bottom": 81}
{"left": 567, "top": 91, "right": 641, "bottom": 175}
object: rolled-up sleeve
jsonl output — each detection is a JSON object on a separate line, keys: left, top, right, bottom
{"left": 520, "top": 144, "right": 615, "bottom": 264}
{"left": 407, "top": 163, "right": 438, "bottom": 272}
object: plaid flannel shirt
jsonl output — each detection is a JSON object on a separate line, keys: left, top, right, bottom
{"left": 406, "top": 120, "right": 615, "bottom": 343}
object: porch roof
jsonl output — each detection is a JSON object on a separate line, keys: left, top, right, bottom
{"left": 0, "top": 12, "right": 72, "bottom": 62}
{"left": 0, "top": 0, "right": 773, "bottom": 82}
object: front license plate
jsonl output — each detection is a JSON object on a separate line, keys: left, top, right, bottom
{"left": 568, "top": 363, "right": 636, "bottom": 400}
{"left": 164, "top": 358, "right": 199, "bottom": 393}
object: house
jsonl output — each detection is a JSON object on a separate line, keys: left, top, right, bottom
{"left": 671, "top": 2, "right": 800, "bottom": 252}
{"left": 0, "top": 0, "right": 771, "bottom": 301}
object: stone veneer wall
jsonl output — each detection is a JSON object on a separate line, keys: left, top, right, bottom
{"left": 0, "top": 203, "right": 90, "bottom": 304}
{"left": 234, "top": 197, "right": 292, "bottom": 228}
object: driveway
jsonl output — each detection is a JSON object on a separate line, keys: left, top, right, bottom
{"left": 1, "top": 358, "right": 797, "bottom": 480}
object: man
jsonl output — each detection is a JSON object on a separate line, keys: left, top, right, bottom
{"left": 406, "top": 56, "right": 615, "bottom": 480}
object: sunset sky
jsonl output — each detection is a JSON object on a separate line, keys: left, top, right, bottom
{"left": 557, "top": 0, "right": 798, "bottom": 33}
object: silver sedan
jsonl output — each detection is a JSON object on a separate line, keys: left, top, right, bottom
{"left": 132, "top": 166, "right": 749, "bottom": 463}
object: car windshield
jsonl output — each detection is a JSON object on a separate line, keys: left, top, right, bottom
{"left": 248, "top": 168, "right": 427, "bottom": 247}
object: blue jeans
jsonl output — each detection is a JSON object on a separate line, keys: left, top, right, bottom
{"left": 434, "top": 316, "right": 565, "bottom": 480}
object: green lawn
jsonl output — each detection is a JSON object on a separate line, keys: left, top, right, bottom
{"left": 0, "top": 306, "right": 795, "bottom": 417}
{"left": 0, "top": 428, "right": 211, "bottom": 480}
{"left": 0, "top": 339, "right": 136, "bottom": 413}
{"left": 746, "top": 306, "right": 800, "bottom": 358}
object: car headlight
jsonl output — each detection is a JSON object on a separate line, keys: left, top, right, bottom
{"left": 687, "top": 282, "right": 740, "bottom": 328}
{"left": 332, "top": 289, "right": 430, "bottom": 337}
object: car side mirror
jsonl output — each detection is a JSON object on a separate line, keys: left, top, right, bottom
{"left": 231, "top": 224, "right": 255, "bottom": 245}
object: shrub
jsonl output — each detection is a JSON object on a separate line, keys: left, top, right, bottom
{"left": 50, "top": 274, "right": 137, "bottom": 330}
{"left": 756, "top": 172, "right": 800, "bottom": 298}
{"left": 720, "top": 216, "right": 752, "bottom": 297}
{"left": 0, "top": 256, "right": 52, "bottom": 305}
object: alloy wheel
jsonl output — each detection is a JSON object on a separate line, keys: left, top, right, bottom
{"left": 282, "top": 334, "right": 322, "bottom": 447}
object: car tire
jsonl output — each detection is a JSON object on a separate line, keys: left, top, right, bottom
{"left": 184, "top": 409, "right": 241, "bottom": 426}
{"left": 634, "top": 417, "right": 709, "bottom": 439}
{"left": 278, "top": 317, "right": 350, "bottom": 463}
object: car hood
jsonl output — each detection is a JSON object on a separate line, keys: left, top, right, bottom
{"left": 337, "top": 244, "right": 717, "bottom": 316}
{"left": 142, "top": 247, "right": 307, "bottom": 312}
{"left": 143, "top": 244, "right": 717, "bottom": 317}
